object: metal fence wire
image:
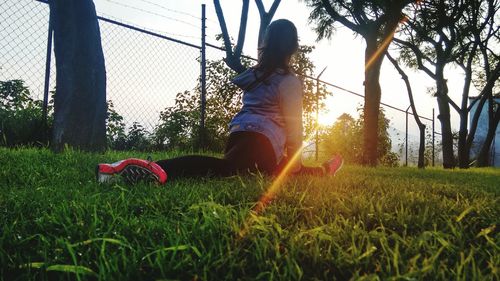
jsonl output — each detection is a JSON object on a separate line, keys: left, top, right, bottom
{"left": 98, "top": 16, "right": 201, "bottom": 130}
{"left": 1, "top": 0, "right": 441, "bottom": 165}
{"left": 1, "top": 0, "right": 53, "bottom": 102}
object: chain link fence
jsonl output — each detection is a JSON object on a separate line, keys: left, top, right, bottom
{"left": 98, "top": 16, "right": 201, "bottom": 130}
{"left": 1, "top": 0, "right": 53, "bottom": 101}
{"left": 1, "top": 0, "right": 441, "bottom": 165}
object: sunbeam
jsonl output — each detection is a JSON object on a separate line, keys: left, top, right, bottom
{"left": 364, "top": 14, "right": 410, "bottom": 71}
{"left": 238, "top": 132, "right": 317, "bottom": 238}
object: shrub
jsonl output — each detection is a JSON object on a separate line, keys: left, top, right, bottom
{"left": 0, "top": 80, "right": 50, "bottom": 146}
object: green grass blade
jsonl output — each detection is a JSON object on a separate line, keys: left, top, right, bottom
{"left": 46, "top": 264, "right": 97, "bottom": 276}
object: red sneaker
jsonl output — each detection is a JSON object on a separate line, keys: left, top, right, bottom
{"left": 323, "top": 155, "right": 343, "bottom": 176}
{"left": 96, "top": 158, "right": 167, "bottom": 184}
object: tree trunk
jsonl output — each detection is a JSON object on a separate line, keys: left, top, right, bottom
{"left": 417, "top": 123, "right": 426, "bottom": 168}
{"left": 457, "top": 110, "right": 469, "bottom": 168}
{"left": 50, "top": 0, "right": 107, "bottom": 152}
{"left": 435, "top": 69, "right": 455, "bottom": 168}
{"left": 467, "top": 93, "right": 488, "bottom": 158}
{"left": 477, "top": 101, "right": 500, "bottom": 167}
{"left": 363, "top": 36, "right": 383, "bottom": 166}
{"left": 386, "top": 52, "right": 426, "bottom": 168}
{"left": 258, "top": 16, "right": 271, "bottom": 47}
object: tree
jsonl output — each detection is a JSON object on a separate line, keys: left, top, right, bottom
{"left": 386, "top": 52, "right": 426, "bottom": 168}
{"left": 321, "top": 113, "right": 362, "bottom": 163}
{"left": 305, "top": 0, "right": 413, "bottom": 166}
{"left": 394, "top": 0, "right": 499, "bottom": 168}
{"left": 213, "top": 0, "right": 281, "bottom": 74}
{"left": 292, "top": 46, "right": 330, "bottom": 138}
{"left": 459, "top": 0, "right": 500, "bottom": 167}
{"left": 49, "top": 0, "right": 107, "bottom": 152}
{"left": 322, "top": 108, "right": 399, "bottom": 166}
{"left": 394, "top": 0, "right": 465, "bottom": 168}
{"left": 213, "top": 0, "right": 249, "bottom": 74}
{"left": 105, "top": 100, "right": 126, "bottom": 149}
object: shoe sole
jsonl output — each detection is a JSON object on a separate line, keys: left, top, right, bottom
{"left": 332, "top": 159, "right": 343, "bottom": 176}
{"left": 325, "top": 158, "right": 344, "bottom": 176}
{"left": 119, "top": 164, "right": 159, "bottom": 184}
{"left": 96, "top": 164, "right": 159, "bottom": 184}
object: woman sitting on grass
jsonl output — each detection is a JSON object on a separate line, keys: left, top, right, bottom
{"left": 97, "top": 19, "right": 343, "bottom": 184}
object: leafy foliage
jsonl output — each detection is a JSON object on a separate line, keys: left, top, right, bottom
{"left": 305, "top": 0, "right": 412, "bottom": 40}
{"left": 154, "top": 56, "right": 246, "bottom": 151}
{"left": 293, "top": 45, "right": 330, "bottom": 137}
{"left": 154, "top": 91, "right": 200, "bottom": 150}
{"left": 106, "top": 100, "right": 126, "bottom": 148}
{"left": 322, "top": 108, "right": 399, "bottom": 166}
{"left": 0, "top": 80, "right": 147, "bottom": 151}
{"left": 0, "top": 80, "right": 49, "bottom": 146}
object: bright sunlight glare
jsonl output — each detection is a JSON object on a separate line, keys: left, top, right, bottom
{"left": 318, "top": 111, "right": 336, "bottom": 126}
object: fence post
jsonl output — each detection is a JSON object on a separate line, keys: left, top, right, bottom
{"left": 315, "top": 79, "right": 319, "bottom": 161}
{"left": 432, "top": 108, "right": 435, "bottom": 167}
{"left": 405, "top": 105, "right": 410, "bottom": 166}
{"left": 315, "top": 66, "right": 327, "bottom": 161}
{"left": 200, "top": 4, "right": 207, "bottom": 149}
{"left": 42, "top": 9, "right": 53, "bottom": 130}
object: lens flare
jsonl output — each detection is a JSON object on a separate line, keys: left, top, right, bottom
{"left": 238, "top": 133, "right": 316, "bottom": 238}
{"left": 364, "top": 14, "right": 410, "bottom": 72}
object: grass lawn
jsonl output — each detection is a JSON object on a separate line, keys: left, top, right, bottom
{"left": 0, "top": 148, "right": 499, "bottom": 280}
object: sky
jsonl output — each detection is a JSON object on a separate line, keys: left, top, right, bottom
{"left": 91, "top": 0, "right": 471, "bottom": 138}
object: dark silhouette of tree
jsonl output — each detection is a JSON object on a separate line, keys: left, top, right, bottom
{"left": 457, "top": 0, "right": 499, "bottom": 167}
{"left": 385, "top": 52, "right": 426, "bottom": 168}
{"left": 255, "top": 0, "right": 281, "bottom": 47}
{"left": 49, "top": 0, "right": 107, "bottom": 152}
{"left": 305, "top": 0, "right": 413, "bottom": 166}
{"left": 213, "top": 0, "right": 249, "bottom": 74}
{"left": 213, "top": 0, "right": 281, "bottom": 74}
{"left": 474, "top": 64, "right": 500, "bottom": 166}
{"left": 394, "top": 0, "right": 499, "bottom": 168}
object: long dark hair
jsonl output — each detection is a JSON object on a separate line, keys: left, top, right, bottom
{"left": 254, "top": 19, "right": 299, "bottom": 79}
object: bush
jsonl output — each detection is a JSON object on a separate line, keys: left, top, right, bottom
{"left": 321, "top": 108, "right": 400, "bottom": 166}
{"left": 0, "top": 80, "right": 50, "bottom": 146}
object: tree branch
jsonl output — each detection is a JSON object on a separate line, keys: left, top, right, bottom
{"left": 349, "top": 0, "right": 368, "bottom": 26}
{"left": 405, "top": 20, "right": 439, "bottom": 47}
{"left": 213, "top": 0, "right": 246, "bottom": 73}
{"left": 467, "top": 60, "right": 500, "bottom": 112}
{"left": 255, "top": 0, "right": 265, "bottom": 15}
{"left": 320, "top": 0, "right": 363, "bottom": 34}
{"left": 459, "top": 43, "right": 478, "bottom": 113}
{"left": 386, "top": 51, "right": 426, "bottom": 168}
{"left": 234, "top": 0, "right": 249, "bottom": 58}
{"left": 386, "top": 51, "right": 423, "bottom": 128}
{"left": 255, "top": 0, "right": 281, "bottom": 47}
{"left": 268, "top": 0, "right": 281, "bottom": 19}
{"left": 213, "top": 0, "right": 232, "bottom": 57}
{"left": 393, "top": 37, "right": 436, "bottom": 79}
{"left": 445, "top": 94, "right": 461, "bottom": 113}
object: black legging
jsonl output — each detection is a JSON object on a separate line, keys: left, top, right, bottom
{"left": 155, "top": 131, "right": 323, "bottom": 180}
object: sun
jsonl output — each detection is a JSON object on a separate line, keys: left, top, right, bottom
{"left": 317, "top": 111, "right": 336, "bottom": 127}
